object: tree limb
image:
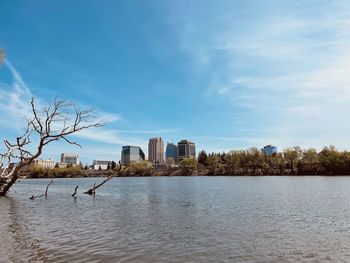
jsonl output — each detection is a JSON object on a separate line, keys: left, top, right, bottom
{"left": 29, "top": 179, "right": 53, "bottom": 199}
{"left": 72, "top": 185, "right": 79, "bottom": 197}
{"left": 83, "top": 176, "right": 113, "bottom": 195}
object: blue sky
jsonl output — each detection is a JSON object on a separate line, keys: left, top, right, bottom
{"left": 1, "top": 0, "right": 350, "bottom": 163}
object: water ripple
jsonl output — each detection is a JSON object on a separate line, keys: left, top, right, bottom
{"left": 1, "top": 177, "right": 350, "bottom": 262}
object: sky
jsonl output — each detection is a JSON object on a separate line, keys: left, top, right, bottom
{"left": 1, "top": 0, "right": 350, "bottom": 163}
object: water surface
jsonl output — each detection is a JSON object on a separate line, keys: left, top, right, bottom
{"left": 1, "top": 176, "right": 350, "bottom": 262}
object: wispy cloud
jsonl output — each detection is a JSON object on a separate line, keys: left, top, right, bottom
{"left": 193, "top": 135, "right": 248, "bottom": 142}
{"left": 115, "top": 128, "right": 180, "bottom": 134}
{"left": 0, "top": 59, "right": 33, "bottom": 129}
{"left": 0, "top": 60, "right": 146, "bottom": 156}
{"left": 75, "top": 129, "right": 147, "bottom": 148}
{"left": 168, "top": 0, "right": 350, "bottom": 149}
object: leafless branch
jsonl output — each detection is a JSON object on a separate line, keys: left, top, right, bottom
{"left": 29, "top": 179, "right": 53, "bottom": 199}
{"left": 83, "top": 176, "right": 113, "bottom": 195}
{"left": 44, "top": 179, "right": 53, "bottom": 196}
{"left": 72, "top": 185, "right": 79, "bottom": 197}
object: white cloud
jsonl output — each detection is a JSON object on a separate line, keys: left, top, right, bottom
{"left": 115, "top": 128, "right": 180, "bottom": 134}
{"left": 169, "top": 0, "right": 350, "bottom": 149}
{"left": 75, "top": 128, "right": 147, "bottom": 148}
{"left": 0, "top": 60, "right": 33, "bottom": 129}
{"left": 0, "top": 60, "right": 148, "bottom": 160}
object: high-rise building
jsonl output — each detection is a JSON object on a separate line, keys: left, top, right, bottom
{"left": 177, "top": 140, "right": 196, "bottom": 161}
{"left": 261, "top": 145, "right": 278, "bottom": 156}
{"left": 60, "top": 153, "right": 79, "bottom": 165}
{"left": 148, "top": 137, "right": 164, "bottom": 164}
{"left": 166, "top": 143, "right": 177, "bottom": 162}
{"left": 121, "top": 146, "right": 145, "bottom": 165}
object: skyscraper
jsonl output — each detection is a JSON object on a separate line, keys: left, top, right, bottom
{"left": 166, "top": 142, "right": 177, "bottom": 162}
{"left": 177, "top": 140, "right": 196, "bottom": 161}
{"left": 121, "top": 146, "right": 145, "bottom": 165}
{"left": 60, "top": 153, "right": 79, "bottom": 165}
{"left": 148, "top": 137, "right": 164, "bottom": 164}
{"left": 261, "top": 145, "right": 278, "bottom": 156}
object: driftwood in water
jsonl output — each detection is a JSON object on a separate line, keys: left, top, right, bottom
{"left": 71, "top": 185, "right": 79, "bottom": 197}
{"left": 83, "top": 176, "right": 113, "bottom": 195}
{"left": 29, "top": 193, "right": 44, "bottom": 199}
{"left": 45, "top": 179, "right": 53, "bottom": 196}
{"left": 30, "top": 179, "right": 53, "bottom": 199}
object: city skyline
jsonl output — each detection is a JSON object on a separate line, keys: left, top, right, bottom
{"left": 1, "top": 1, "right": 350, "bottom": 164}
{"left": 32, "top": 141, "right": 280, "bottom": 167}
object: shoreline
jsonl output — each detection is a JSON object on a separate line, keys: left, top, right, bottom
{"left": 20, "top": 173, "right": 350, "bottom": 179}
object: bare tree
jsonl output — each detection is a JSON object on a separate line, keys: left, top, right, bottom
{"left": 0, "top": 97, "right": 106, "bottom": 196}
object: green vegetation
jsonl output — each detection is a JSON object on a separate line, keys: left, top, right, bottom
{"left": 198, "top": 146, "right": 350, "bottom": 175}
{"left": 29, "top": 166, "right": 82, "bottom": 178}
{"left": 120, "top": 161, "right": 155, "bottom": 176}
{"left": 24, "top": 145, "right": 350, "bottom": 178}
{"left": 179, "top": 158, "right": 197, "bottom": 175}
{"left": 26, "top": 166, "right": 113, "bottom": 178}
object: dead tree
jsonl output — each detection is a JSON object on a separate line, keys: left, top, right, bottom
{"left": 0, "top": 97, "right": 106, "bottom": 196}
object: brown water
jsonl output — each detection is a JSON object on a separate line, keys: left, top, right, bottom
{"left": 1, "top": 176, "right": 350, "bottom": 262}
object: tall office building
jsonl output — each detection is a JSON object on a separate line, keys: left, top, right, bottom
{"left": 60, "top": 153, "right": 79, "bottom": 165}
{"left": 177, "top": 140, "right": 196, "bottom": 161}
{"left": 166, "top": 142, "right": 178, "bottom": 162}
{"left": 261, "top": 145, "right": 278, "bottom": 156}
{"left": 121, "top": 146, "right": 145, "bottom": 165}
{"left": 148, "top": 137, "right": 164, "bottom": 164}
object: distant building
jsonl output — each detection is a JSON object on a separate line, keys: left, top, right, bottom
{"left": 31, "top": 159, "right": 55, "bottom": 170}
{"left": 166, "top": 142, "right": 177, "bottom": 162}
{"left": 93, "top": 160, "right": 111, "bottom": 170}
{"left": 177, "top": 140, "right": 196, "bottom": 161}
{"left": 121, "top": 146, "right": 145, "bottom": 165}
{"left": 261, "top": 145, "right": 278, "bottom": 156}
{"left": 148, "top": 137, "right": 164, "bottom": 164}
{"left": 60, "top": 153, "right": 79, "bottom": 165}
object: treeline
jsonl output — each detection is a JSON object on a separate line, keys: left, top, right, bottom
{"left": 25, "top": 145, "right": 350, "bottom": 178}
{"left": 195, "top": 146, "right": 350, "bottom": 175}
{"left": 26, "top": 166, "right": 113, "bottom": 178}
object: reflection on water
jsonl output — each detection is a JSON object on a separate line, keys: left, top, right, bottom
{"left": 0, "top": 197, "right": 47, "bottom": 262}
{"left": 1, "top": 176, "right": 350, "bottom": 262}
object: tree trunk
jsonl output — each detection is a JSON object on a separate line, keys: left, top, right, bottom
{"left": 0, "top": 167, "right": 21, "bottom": 196}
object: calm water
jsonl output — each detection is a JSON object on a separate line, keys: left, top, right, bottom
{"left": 1, "top": 176, "right": 350, "bottom": 262}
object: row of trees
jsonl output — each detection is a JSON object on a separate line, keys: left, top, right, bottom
{"left": 53, "top": 161, "right": 118, "bottom": 170}
{"left": 195, "top": 146, "right": 350, "bottom": 175}
{"left": 25, "top": 146, "right": 350, "bottom": 178}
{"left": 113, "top": 146, "right": 350, "bottom": 176}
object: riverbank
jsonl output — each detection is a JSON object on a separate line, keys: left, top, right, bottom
{"left": 19, "top": 166, "right": 350, "bottom": 179}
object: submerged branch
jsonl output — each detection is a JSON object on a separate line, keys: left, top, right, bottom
{"left": 72, "top": 185, "right": 79, "bottom": 197}
{"left": 45, "top": 179, "right": 53, "bottom": 196}
{"left": 83, "top": 176, "right": 113, "bottom": 195}
{"left": 29, "top": 179, "right": 53, "bottom": 199}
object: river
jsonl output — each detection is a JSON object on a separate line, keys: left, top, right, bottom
{"left": 1, "top": 176, "right": 350, "bottom": 262}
